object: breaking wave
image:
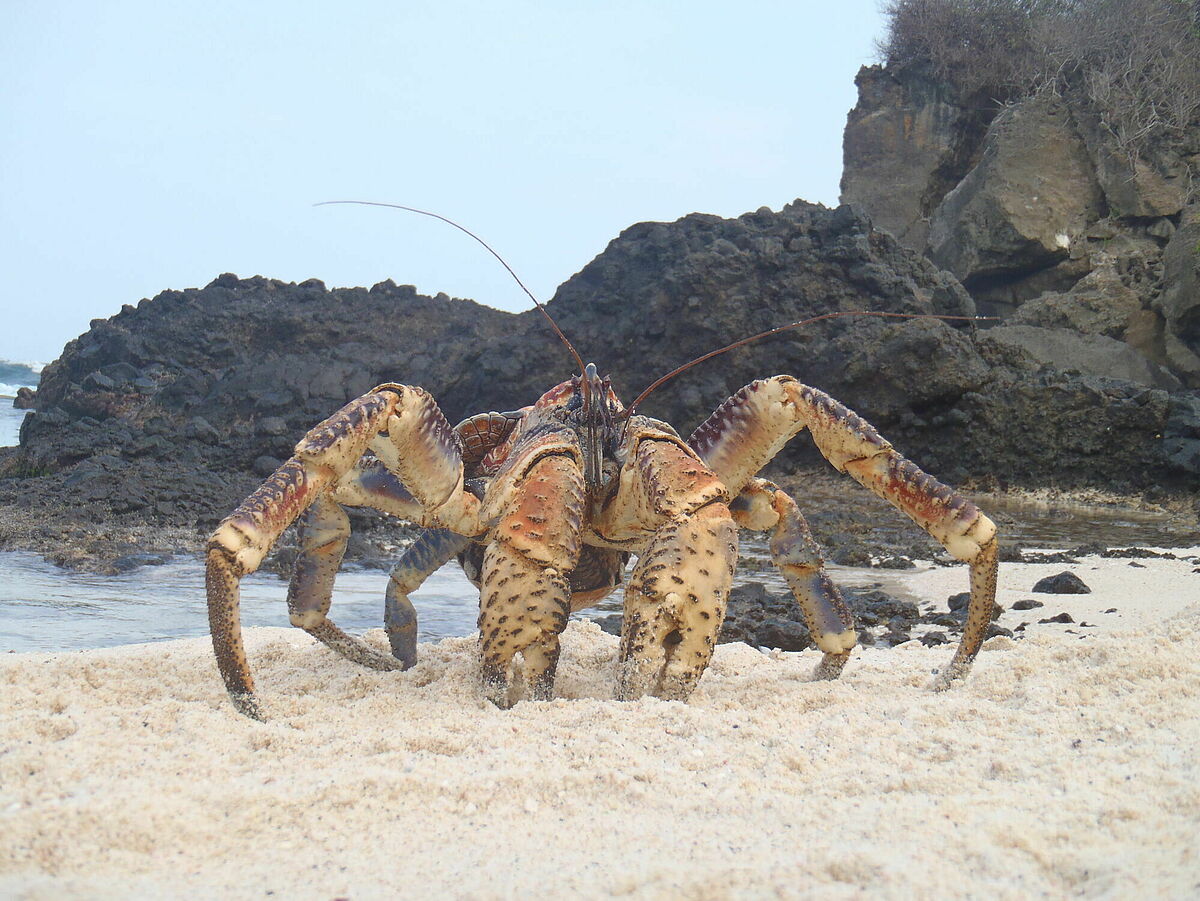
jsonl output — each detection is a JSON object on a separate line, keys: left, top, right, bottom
{"left": 0, "top": 360, "right": 42, "bottom": 398}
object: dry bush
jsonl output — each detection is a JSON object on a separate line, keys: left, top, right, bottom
{"left": 879, "top": 0, "right": 1200, "bottom": 157}
{"left": 876, "top": 0, "right": 1054, "bottom": 101}
{"left": 1063, "top": 0, "right": 1200, "bottom": 152}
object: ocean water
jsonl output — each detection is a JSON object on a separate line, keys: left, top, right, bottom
{"left": 0, "top": 359, "right": 41, "bottom": 400}
{"left": 1, "top": 405, "right": 27, "bottom": 448}
{"left": 0, "top": 359, "right": 40, "bottom": 447}
{"left": 0, "top": 551, "right": 491, "bottom": 653}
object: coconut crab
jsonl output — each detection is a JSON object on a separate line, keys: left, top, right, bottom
{"left": 205, "top": 207, "right": 998, "bottom": 720}
{"left": 207, "top": 361, "right": 998, "bottom": 719}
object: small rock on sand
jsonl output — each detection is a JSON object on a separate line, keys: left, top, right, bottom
{"left": 1032, "top": 571, "right": 1092, "bottom": 594}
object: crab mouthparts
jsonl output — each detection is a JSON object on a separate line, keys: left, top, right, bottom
{"left": 581, "top": 363, "right": 606, "bottom": 495}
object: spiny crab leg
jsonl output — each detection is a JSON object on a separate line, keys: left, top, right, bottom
{"left": 206, "top": 384, "right": 481, "bottom": 719}
{"left": 287, "top": 492, "right": 424, "bottom": 674}
{"left": 618, "top": 503, "right": 738, "bottom": 701}
{"left": 729, "top": 478, "right": 855, "bottom": 680}
{"left": 691, "top": 376, "right": 998, "bottom": 689}
{"left": 383, "top": 528, "right": 472, "bottom": 667}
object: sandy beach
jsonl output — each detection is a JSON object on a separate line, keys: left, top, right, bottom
{"left": 2, "top": 549, "right": 1198, "bottom": 899}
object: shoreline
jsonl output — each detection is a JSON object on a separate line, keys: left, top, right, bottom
{"left": 2, "top": 551, "right": 1198, "bottom": 898}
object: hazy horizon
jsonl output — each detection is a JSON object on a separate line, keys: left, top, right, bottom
{"left": 2, "top": 2, "right": 885, "bottom": 363}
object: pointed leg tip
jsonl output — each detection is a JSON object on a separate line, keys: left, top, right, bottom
{"left": 614, "top": 680, "right": 644, "bottom": 703}
{"left": 230, "top": 692, "right": 264, "bottom": 720}
{"left": 480, "top": 667, "right": 513, "bottom": 708}
{"left": 386, "top": 623, "right": 419, "bottom": 670}
{"left": 654, "top": 681, "right": 697, "bottom": 703}
{"left": 812, "top": 650, "right": 850, "bottom": 681}
{"left": 371, "top": 653, "right": 409, "bottom": 672}
{"left": 615, "top": 659, "right": 659, "bottom": 702}
{"left": 387, "top": 644, "right": 418, "bottom": 671}
{"left": 929, "top": 661, "right": 971, "bottom": 692}
{"left": 484, "top": 691, "right": 514, "bottom": 710}
{"left": 528, "top": 680, "right": 556, "bottom": 703}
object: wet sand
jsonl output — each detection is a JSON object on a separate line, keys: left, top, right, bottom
{"left": 2, "top": 550, "right": 1198, "bottom": 899}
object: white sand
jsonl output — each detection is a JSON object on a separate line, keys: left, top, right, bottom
{"left": 3, "top": 550, "right": 1199, "bottom": 899}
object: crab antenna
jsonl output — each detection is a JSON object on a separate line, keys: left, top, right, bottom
{"left": 315, "top": 200, "right": 588, "bottom": 377}
{"left": 623, "top": 311, "right": 996, "bottom": 417}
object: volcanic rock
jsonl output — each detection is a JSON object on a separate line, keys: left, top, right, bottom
{"left": 1032, "top": 572, "right": 1092, "bottom": 594}
{"left": 2, "top": 196, "right": 1197, "bottom": 567}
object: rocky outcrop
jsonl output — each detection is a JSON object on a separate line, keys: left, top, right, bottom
{"left": 24, "top": 276, "right": 521, "bottom": 476}
{"left": 841, "top": 64, "right": 994, "bottom": 251}
{"left": 1, "top": 200, "right": 1196, "bottom": 551}
{"left": 927, "top": 94, "right": 1104, "bottom": 285}
{"left": 842, "top": 64, "right": 1199, "bottom": 394}
{"left": 7, "top": 202, "right": 983, "bottom": 499}
{"left": 1158, "top": 206, "right": 1200, "bottom": 382}
{"left": 13, "top": 387, "right": 35, "bottom": 410}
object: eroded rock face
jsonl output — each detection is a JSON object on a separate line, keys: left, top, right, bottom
{"left": 1158, "top": 206, "right": 1200, "bottom": 381}
{"left": 840, "top": 64, "right": 991, "bottom": 251}
{"left": 842, "top": 62, "right": 1199, "bottom": 394}
{"left": 983, "top": 325, "right": 1179, "bottom": 389}
{"left": 1071, "top": 98, "right": 1187, "bottom": 220}
{"left": 927, "top": 95, "right": 1104, "bottom": 284}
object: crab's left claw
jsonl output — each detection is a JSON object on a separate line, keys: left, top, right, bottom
{"left": 206, "top": 385, "right": 483, "bottom": 718}
{"left": 476, "top": 432, "right": 585, "bottom": 707}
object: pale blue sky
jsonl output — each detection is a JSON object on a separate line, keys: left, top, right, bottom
{"left": 1, "top": 1, "right": 884, "bottom": 362}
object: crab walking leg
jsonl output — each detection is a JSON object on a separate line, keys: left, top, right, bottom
{"left": 332, "top": 459, "right": 476, "bottom": 667}
{"left": 286, "top": 495, "right": 405, "bottom": 672}
{"left": 384, "top": 529, "right": 473, "bottom": 667}
{"left": 691, "top": 376, "right": 998, "bottom": 688}
{"left": 788, "top": 383, "right": 998, "bottom": 688}
{"left": 618, "top": 503, "right": 738, "bottom": 701}
{"left": 207, "top": 384, "right": 481, "bottom": 717}
{"left": 207, "top": 458, "right": 334, "bottom": 719}
{"left": 478, "top": 451, "right": 585, "bottom": 707}
{"left": 729, "top": 478, "right": 856, "bottom": 679}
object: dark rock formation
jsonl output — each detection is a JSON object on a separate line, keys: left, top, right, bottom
{"left": 25, "top": 276, "right": 518, "bottom": 476}
{"left": 13, "top": 387, "right": 35, "bottom": 410}
{"left": 1, "top": 199, "right": 1196, "bottom": 562}
{"left": 1031, "top": 572, "right": 1092, "bottom": 594}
